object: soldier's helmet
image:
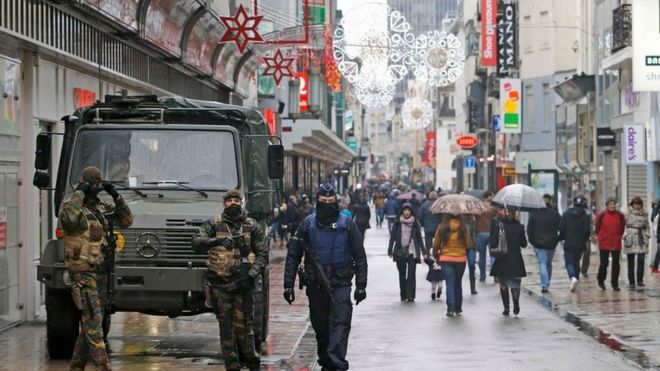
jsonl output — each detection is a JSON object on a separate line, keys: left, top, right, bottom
{"left": 80, "top": 166, "right": 102, "bottom": 184}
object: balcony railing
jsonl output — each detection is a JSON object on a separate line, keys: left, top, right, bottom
{"left": 611, "top": 4, "right": 632, "bottom": 53}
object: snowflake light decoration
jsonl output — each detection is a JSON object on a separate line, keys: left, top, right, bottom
{"left": 262, "top": 49, "right": 295, "bottom": 85}
{"left": 333, "top": 3, "right": 416, "bottom": 103}
{"left": 355, "top": 83, "right": 395, "bottom": 108}
{"left": 401, "top": 98, "right": 433, "bottom": 129}
{"left": 220, "top": 4, "right": 263, "bottom": 54}
{"left": 413, "top": 30, "right": 465, "bottom": 87}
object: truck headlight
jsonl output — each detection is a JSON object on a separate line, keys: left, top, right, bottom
{"left": 62, "top": 270, "right": 73, "bottom": 287}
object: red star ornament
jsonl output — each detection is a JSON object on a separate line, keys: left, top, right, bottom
{"left": 262, "top": 49, "right": 295, "bottom": 85}
{"left": 220, "top": 4, "right": 263, "bottom": 54}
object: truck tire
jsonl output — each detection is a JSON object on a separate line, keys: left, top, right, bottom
{"left": 252, "top": 268, "right": 269, "bottom": 353}
{"left": 45, "top": 288, "right": 80, "bottom": 359}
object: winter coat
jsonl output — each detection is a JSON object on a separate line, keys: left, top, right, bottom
{"left": 388, "top": 217, "right": 425, "bottom": 264}
{"left": 527, "top": 206, "right": 561, "bottom": 249}
{"left": 622, "top": 208, "right": 650, "bottom": 254}
{"left": 595, "top": 210, "right": 626, "bottom": 251}
{"left": 418, "top": 199, "right": 442, "bottom": 235}
{"left": 490, "top": 217, "right": 527, "bottom": 278}
{"left": 286, "top": 201, "right": 301, "bottom": 230}
{"left": 558, "top": 207, "right": 591, "bottom": 252}
{"left": 384, "top": 196, "right": 399, "bottom": 217}
{"left": 352, "top": 202, "right": 371, "bottom": 230}
{"left": 653, "top": 203, "right": 660, "bottom": 242}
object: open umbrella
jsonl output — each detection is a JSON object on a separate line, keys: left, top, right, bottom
{"left": 429, "top": 194, "right": 488, "bottom": 215}
{"left": 492, "top": 184, "right": 545, "bottom": 211}
{"left": 397, "top": 190, "right": 426, "bottom": 201}
{"left": 463, "top": 189, "right": 486, "bottom": 199}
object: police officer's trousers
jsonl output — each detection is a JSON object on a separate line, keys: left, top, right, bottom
{"left": 307, "top": 284, "right": 352, "bottom": 370}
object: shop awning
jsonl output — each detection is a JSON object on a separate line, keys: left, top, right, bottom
{"left": 553, "top": 73, "right": 595, "bottom": 102}
{"left": 281, "top": 119, "right": 356, "bottom": 165}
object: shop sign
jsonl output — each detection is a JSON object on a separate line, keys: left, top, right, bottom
{"left": 480, "top": 0, "right": 498, "bottom": 67}
{"left": 596, "top": 127, "right": 616, "bottom": 147}
{"left": 343, "top": 110, "right": 353, "bottom": 132}
{"left": 499, "top": 78, "right": 521, "bottom": 133}
{"left": 497, "top": 2, "right": 517, "bottom": 76}
{"left": 297, "top": 72, "right": 309, "bottom": 112}
{"left": 347, "top": 138, "right": 357, "bottom": 150}
{"left": 468, "top": 101, "right": 482, "bottom": 133}
{"left": 624, "top": 124, "right": 646, "bottom": 165}
{"left": 633, "top": 0, "right": 660, "bottom": 91}
{"left": 503, "top": 167, "right": 516, "bottom": 176}
{"left": 263, "top": 108, "right": 276, "bottom": 135}
{"left": 456, "top": 135, "right": 479, "bottom": 149}
{"left": 0, "top": 206, "right": 6, "bottom": 249}
{"left": 73, "top": 88, "right": 96, "bottom": 109}
{"left": 423, "top": 131, "right": 437, "bottom": 166}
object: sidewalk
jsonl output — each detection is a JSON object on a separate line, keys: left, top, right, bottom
{"left": 520, "top": 245, "right": 660, "bottom": 369}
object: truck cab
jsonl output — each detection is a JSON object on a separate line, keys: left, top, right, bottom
{"left": 33, "top": 95, "right": 283, "bottom": 358}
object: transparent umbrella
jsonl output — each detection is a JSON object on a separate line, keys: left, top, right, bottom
{"left": 492, "top": 184, "right": 545, "bottom": 211}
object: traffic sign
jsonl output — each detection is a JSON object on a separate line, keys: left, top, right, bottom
{"left": 456, "top": 135, "right": 479, "bottom": 149}
{"left": 464, "top": 156, "right": 476, "bottom": 174}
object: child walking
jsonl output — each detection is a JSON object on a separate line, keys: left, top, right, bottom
{"left": 425, "top": 256, "right": 445, "bottom": 300}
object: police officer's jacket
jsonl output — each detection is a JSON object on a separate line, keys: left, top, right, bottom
{"left": 284, "top": 213, "right": 368, "bottom": 289}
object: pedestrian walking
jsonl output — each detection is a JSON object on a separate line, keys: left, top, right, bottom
{"left": 387, "top": 203, "right": 426, "bottom": 302}
{"left": 283, "top": 183, "right": 368, "bottom": 371}
{"left": 490, "top": 209, "right": 527, "bottom": 316}
{"left": 623, "top": 197, "right": 650, "bottom": 288}
{"left": 464, "top": 215, "right": 479, "bottom": 295}
{"left": 424, "top": 256, "right": 445, "bottom": 300}
{"left": 527, "top": 194, "right": 561, "bottom": 293}
{"left": 339, "top": 198, "right": 353, "bottom": 219}
{"left": 418, "top": 191, "right": 442, "bottom": 257}
{"left": 286, "top": 196, "right": 301, "bottom": 236}
{"left": 650, "top": 200, "right": 660, "bottom": 274}
{"left": 580, "top": 207, "right": 596, "bottom": 279}
{"left": 191, "top": 189, "right": 268, "bottom": 371}
{"left": 384, "top": 194, "right": 399, "bottom": 232}
{"left": 475, "top": 191, "right": 498, "bottom": 282}
{"left": 61, "top": 166, "right": 133, "bottom": 371}
{"left": 351, "top": 194, "right": 371, "bottom": 241}
{"left": 433, "top": 214, "right": 472, "bottom": 317}
{"left": 595, "top": 197, "right": 626, "bottom": 291}
{"left": 276, "top": 202, "right": 289, "bottom": 249}
{"left": 558, "top": 196, "right": 591, "bottom": 293}
{"left": 299, "top": 194, "right": 315, "bottom": 218}
{"left": 270, "top": 205, "right": 280, "bottom": 247}
{"left": 409, "top": 193, "right": 421, "bottom": 214}
{"left": 374, "top": 190, "right": 386, "bottom": 228}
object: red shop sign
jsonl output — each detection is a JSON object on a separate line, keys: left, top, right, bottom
{"left": 456, "top": 135, "right": 479, "bottom": 149}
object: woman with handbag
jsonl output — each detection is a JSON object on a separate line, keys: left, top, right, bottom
{"left": 387, "top": 203, "right": 426, "bottom": 302}
{"left": 433, "top": 214, "right": 472, "bottom": 317}
{"left": 623, "top": 196, "right": 650, "bottom": 288}
{"left": 490, "top": 208, "right": 528, "bottom": 316}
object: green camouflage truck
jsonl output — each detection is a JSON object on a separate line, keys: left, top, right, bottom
{"left": 33, "top": 94, "right": 283, "bottom": 358}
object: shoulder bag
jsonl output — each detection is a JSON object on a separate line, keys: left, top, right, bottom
{"left": 490, "top": 219, "right": 508, "bottom": 258}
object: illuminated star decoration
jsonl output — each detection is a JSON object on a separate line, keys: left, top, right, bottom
{"left": 219, "top": 4, "right": 263, "bottom": 54}
{"left": 262, "top": 49, "right": 295, "bottom": 85}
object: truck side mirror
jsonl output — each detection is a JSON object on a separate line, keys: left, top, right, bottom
{"left": 267, "top": 144, "right": 284, "bottom": 179}
{"left": 35, "top": 133, "right": 51, "bottom": 170}
{"left": 33, "top": 171, "right": 50, "bottom": 189}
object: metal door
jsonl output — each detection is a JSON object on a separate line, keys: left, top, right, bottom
{"left": 0, "top": 162, "right": 21, "bottom": 329}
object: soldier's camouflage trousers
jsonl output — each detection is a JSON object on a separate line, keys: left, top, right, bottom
{"left": 70, "top": 273, "right": 111, "bottom": 371}
{"left": 211, "top": 286, "right": 260, "bottom": 371}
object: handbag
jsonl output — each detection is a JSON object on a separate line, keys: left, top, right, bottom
{"left": 393, "top": 228, "right": 414, "bottom": 261}
{"left": 490, "top": 220, "right": 508, "bottom": 258}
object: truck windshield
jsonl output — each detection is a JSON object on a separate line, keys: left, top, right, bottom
{"left": 69, "top": 128, "right": 239, "bottom": 190}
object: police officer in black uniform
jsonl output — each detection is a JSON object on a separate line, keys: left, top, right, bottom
{"left": 283, "top": 183, "right": 368, "bottom": 371}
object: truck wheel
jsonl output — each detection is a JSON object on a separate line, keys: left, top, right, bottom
{"left": 252, "top": 269, "right": 269, "bottom": 353}
{"left": 45, "top": 288, "right": 80, "bottom": 359}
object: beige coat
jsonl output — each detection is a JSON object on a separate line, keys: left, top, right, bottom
{"left": 622, "top": 208, "right": 650, "bottom": 254}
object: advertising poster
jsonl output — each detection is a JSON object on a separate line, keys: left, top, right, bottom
{"left": 499, "top": 78, "right": 521, "bottom": 133}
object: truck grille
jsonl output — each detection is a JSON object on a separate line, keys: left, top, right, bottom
{"left": 115, "top": 228, "right": 207, "bottom": 266}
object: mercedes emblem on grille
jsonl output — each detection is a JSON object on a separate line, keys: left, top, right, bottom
{"left": 136, "top": 232, "right": 160, "bottom": 258}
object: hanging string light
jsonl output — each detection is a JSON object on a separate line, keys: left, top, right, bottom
{"left": 413, "top": 30, "right": 465, "bottom": 87}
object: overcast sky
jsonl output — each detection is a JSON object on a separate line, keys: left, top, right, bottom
{"left": 337, "top": 0, "right": 386, "bottom": 14}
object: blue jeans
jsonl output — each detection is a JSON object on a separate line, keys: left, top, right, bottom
{"left": 467, "top": 249, "right": 476, "bottom": 279}
{"left": 440, "top": 261, "right": 466, "bottom": 312}
{"left": 533, "top": 247, "right": 555, "bottom": 290}
{"left": 564, "top": 250, "right": 583, "bottom": 280}
{"left": 475, "top": 233, "right": 490, "bottom": 280}
{"left": 375, "top": 208, "right": 385, "bottom": 226}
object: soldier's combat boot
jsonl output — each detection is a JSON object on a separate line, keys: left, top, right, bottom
{"left": 470, "top": 276, "right": 478, "bottom": 295}
{"left": 500, "top": 286, "right": 510, "bottom": 316}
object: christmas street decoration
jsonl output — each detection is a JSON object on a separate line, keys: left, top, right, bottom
{"left": 262, "top": 49, "right": 295, "bottom": 85}
{"left": 220, "top": 4, "right": 264, "bottom": 54}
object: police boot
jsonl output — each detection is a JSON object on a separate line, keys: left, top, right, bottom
{"left": 470, "top": 276, "right": 478, "bottom": 295}
{"left": 500, "top": 286, "right": 510, "bottom": 316}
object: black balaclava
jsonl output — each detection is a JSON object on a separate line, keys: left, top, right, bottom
{"left": 316, "top": 183, "right": 339, "bottom": 225}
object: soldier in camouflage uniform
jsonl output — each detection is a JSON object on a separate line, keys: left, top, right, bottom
{"left": 60, "top": 166, "right": 133, "bottom": 371}
{"left": 192, "top": 189, "right": 268, "bottom": 371}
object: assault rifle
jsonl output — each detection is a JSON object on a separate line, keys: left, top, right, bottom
{"left": 293, "top": 237, "right": 336, "bottom": 304}
{"left": 102, "top": 211, "right": 117, "bottom": 313}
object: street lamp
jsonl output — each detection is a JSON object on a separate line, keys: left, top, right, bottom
{"left": 308, "top": 67, "right": 321, "bottom": 115}
{"left": 288, "top": 78, "right": 300, "bottom": 120}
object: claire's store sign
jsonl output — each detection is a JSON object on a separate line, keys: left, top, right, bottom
{"left": 624, "top": 124, "right": 646, "bottom": 165}
{"left": 480, "top": 0, "right": 498, "bottom": 67}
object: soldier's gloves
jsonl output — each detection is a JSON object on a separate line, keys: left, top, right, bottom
{"left": 210, "top": 237, "right": 233, "bottom": 248}
{"left": 283, "top": 287, "right": 295, "bottom": 305}
{"left": 354, "top": 288, "right": 367, "bottom": 305}
{"left": 75, "top": 182, "right": 91, "bottom": 194}
{"left": 240, "top": 274, "right": 255, "bottom": 291}
{"left": 102, "top": 181, "right": 120, "bottom": 199}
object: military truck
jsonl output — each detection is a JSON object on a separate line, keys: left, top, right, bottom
{"left": 33, "top": 94, "right": 283, "bottom": 359}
